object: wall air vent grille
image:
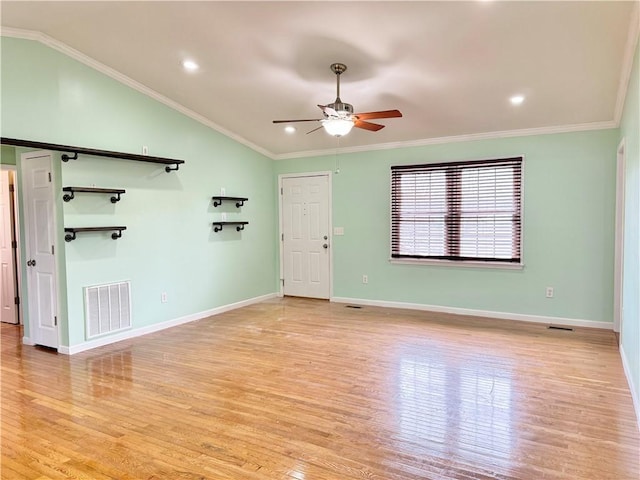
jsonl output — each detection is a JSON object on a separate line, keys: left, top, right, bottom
{"left": 85, "top": 281, "right": 131, "bottom": 339}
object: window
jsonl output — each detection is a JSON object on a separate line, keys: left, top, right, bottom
{"left": 391, "top": 157, "right": 522, "bottom": 264}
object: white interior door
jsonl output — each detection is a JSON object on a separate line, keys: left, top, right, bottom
{"left": 282, "top": 174, "right": 330, "bottom": 299}
{"left": 22, "top": 152, "right": 58, "bottom": 348}
{"left": 0, "top": 170, "right": 18, "bottom": 324}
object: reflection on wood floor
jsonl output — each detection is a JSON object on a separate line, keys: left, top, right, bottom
{"left": 1, "top": 297, "right": 639, "bottom": 479}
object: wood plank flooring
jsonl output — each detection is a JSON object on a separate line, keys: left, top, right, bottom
{"left": 1, "top": 297, "right": 639, "bottom": 479}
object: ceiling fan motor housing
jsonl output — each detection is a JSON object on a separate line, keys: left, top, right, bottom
{"left": 327, "top": 102, "right": 354, "bottom": 116}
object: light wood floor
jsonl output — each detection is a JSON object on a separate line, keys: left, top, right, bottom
{"left": 1, "top": 297, "right": 639, "bottom": 479}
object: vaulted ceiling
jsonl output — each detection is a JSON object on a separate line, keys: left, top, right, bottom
{"left": 1, "top": 1, "right": 638, "bottom": 158}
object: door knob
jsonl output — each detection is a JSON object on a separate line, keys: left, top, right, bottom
{"left": 27, "top": 259, "right": 35, "bottom": 267}
{"left": 323, "top": 243, "right": 328, "bottom": 249}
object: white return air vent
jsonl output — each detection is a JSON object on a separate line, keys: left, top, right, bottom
{"left": 85, "top": 281, "right": 131, "bottom": 339}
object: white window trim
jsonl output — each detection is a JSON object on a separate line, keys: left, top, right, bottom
{"left": 389, "top": 257, "right": 524, "bottom": 270}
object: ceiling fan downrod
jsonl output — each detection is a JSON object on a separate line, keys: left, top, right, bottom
{"left": 328, "top": 63, "right": 353, "bottom": 115}
{"left": 330, "top": 63, "right": 347, "bottom": 103}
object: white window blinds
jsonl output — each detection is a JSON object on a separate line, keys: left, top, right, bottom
{"left": 391, "top": 157, "right": 522, "bottom": 263}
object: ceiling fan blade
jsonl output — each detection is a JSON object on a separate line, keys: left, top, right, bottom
{"left": 306, "top": 125, "right": 324, "bottom": 135}
{"left": 354, "top": 109, "right": 403, "bottom": 120}
{"left": 318, "top": 104, "right": 338, "bottom": 117}
{"left": 354, "top": 120, "right": 385, "bottom": 132}
{"left": 273, "top": 119, "right": 320, "bottom": 123}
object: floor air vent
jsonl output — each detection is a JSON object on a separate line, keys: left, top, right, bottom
{"left": 85, "top": 281, "right": 131, "bottom": 339}
{"left": 346, "top": 305, "right": 362, "bottom": 309}
{"left": 548, "top": 325, "right": 574, "bottom": 331}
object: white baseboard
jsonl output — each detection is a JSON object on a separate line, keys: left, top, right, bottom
{"left": 620, "top": 344, "right": 640, "bottom": 431}
{"left": 22, "top": 336, "right": 34, "bottom": 346}
{"left": 58, "top": 292, "right": 277, "bottom": 355}
{"left": 331, "top": 296, "right": 613, "bottom": 329}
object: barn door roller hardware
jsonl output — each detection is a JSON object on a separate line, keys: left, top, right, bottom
{"left": 1, "top": 137, "right": 185, "bottom": 173}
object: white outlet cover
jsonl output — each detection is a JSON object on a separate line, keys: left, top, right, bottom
{"left": 221, "top": 187, "right": 226, "bottom": 195}
{"left": 221, "top": 212, "right": 227, "bottom": 221}
{"left": 142, "top": 145, "right": 149, "bottom": 155}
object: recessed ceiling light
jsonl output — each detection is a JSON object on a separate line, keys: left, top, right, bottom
{"left": 510, "top": 95, "right": 525, "bottom": 105}
{"left": 284, "top": 125, "right": 297, "bottom": 134}
{"left": 182, "top": 60, "right": 199, "bottom": 72}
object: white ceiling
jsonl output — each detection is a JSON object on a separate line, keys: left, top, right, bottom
{"left": 1, "top": 1, "right": 637, "bottom": 159}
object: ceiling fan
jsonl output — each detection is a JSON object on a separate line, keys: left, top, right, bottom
{"left": 273, "top": 63, "right": 402, "bottom": 137}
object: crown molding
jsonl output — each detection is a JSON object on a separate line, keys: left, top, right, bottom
{"left": 0, "top": 27, "right": 275, "bottom": 159}
{"left": 273, "top": 120, "right": 617, "bottom": 160}
{"left": 613, "top": 1, "right": 640, "bottom": 125}
{"left": 0, "top": 26, "right": 627, "bottom": 162}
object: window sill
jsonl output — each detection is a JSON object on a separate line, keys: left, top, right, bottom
{"left": 389, "top": 258, "right": 524, "bottom": 270}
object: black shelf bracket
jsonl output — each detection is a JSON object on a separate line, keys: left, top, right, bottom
{"left": 64, "top": 226, "right": 127, "bottom": 242}
{"left": 212, "top": 221, "right": 249, "bottom": 232}
{"left": 211, "top": 196, "right": 248, "bottom": 208}
{"left": 165, "top": 164, "right": 180, "bottom": 173}
{"left": 61, "top": 152, "right": 78, "bottom": 162}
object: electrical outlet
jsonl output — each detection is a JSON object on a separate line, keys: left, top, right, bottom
{"left": 362, "top": 274, "right": 368, "bottom": 284}
{"left": 161, "top": 292, "right": 168, "bottom": 303}
{"left": 142, "top": 145, "right": 149, "bottom": 155}
{"left": 221, "top": 187, "right": 226, "bottom": 196}
{"left": 221, "top": 212, "right": 227, "bottom": 221}
{"left": 546, "top": 287, "right": 554, "bottom": 298}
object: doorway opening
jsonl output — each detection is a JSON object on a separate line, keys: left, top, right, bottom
{"left": 1, "top": 166, "right": 21, "bottom": 326}
{"left": 613, "top": 139, "right": 626, "bottom": 339}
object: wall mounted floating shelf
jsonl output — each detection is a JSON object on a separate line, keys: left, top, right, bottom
{"left": 63, "top": 187, "right": 126, "bottom": 203}
{"left": 212, "top": 221, "right": 248, "bottom": 232}
{"left": 1, "top": 137, "right": 185, "bottom": 173}
{"left": 65, "top": 226, "right": 127, "bottom": 242}
{"left": 212, "top": 196, "right": 248, "bottom": 207}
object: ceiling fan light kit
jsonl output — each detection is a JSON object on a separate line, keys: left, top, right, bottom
{"left": 273, "top": 63, "right": 402, "bottom": 138}
{"left": 321, "top": 118, "right": 354, "bottom": 137}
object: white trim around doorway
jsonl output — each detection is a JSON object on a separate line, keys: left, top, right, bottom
{"left": 278, "top": 171, "right": 333, "bottom": 299}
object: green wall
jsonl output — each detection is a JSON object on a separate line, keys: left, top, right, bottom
{"left": 620, "top": 37, "right": 640, "bottom": 408}
{"left": 276, "top": 129, "right": 618, "bottom": 324}
{"left": 1, "top": 145, "right": 16, "bottom": 165}
{"left": 1, "top": 37, "right": 277, "bottom": 347}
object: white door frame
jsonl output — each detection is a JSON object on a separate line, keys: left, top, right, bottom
{"left": 613, "top": 139, "right": 626, "bottom": 335}
{"left": 278, "top": 171, "right": 333, "bottom": 299}
{"left": 1, "top": 164, "right": 23, "bottom": 324}
{"left": 20, "top": 150, "right": 61, "bottom": 348}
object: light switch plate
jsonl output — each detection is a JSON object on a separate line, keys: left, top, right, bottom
{"left": 334, "top": 227, "right": 344, "bottom": 236}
